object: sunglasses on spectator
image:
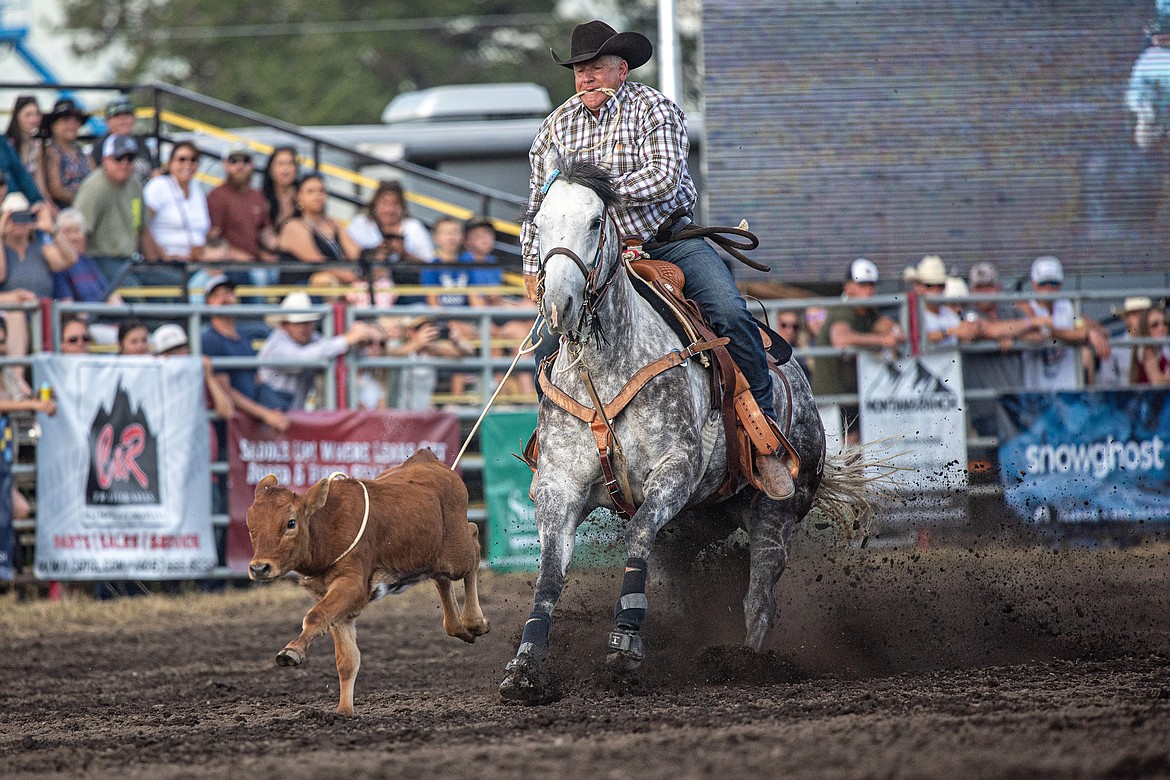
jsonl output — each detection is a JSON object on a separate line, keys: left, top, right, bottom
{"left": 65, "top": 334, "right": 93, "bottom": 344}
{"left": 113, "top": 154, "right": 135, "bottom": 162}
{"left": 227, "top": 155, "right": 253, "bottom": 165}
{"left": 172, "top": 155, "right": 197, "bottom": 163}
{"left": 776, "top": 321, "right": 800, "bottom": 331}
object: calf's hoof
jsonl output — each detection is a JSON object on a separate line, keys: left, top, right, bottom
{"left": 275, "top": 647, "right": 304, "bottom": 667}
{"left": 605, "top": 628, "right": 645, "bottom": 672}
{"left": 468, "top": 617, "right": 491, "bottom": 638}
{"left": 499, "top": 651, "right": 557, "bottom": 704}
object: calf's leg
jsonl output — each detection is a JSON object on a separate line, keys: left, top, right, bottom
{"left": 434, "top": 577, "right": 477, "bottom": 643}
{"left": 330, "top": 619, "right": 360, "bottom": 716}
{"left": 278, "top": 579, "right": 366, "bottom": 666}
{"left": 459, "top": 523, "right": 490, "bottom": 637}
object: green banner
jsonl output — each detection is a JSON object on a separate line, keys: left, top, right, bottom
{"left": 481, "top": 411, "right": 624, "bottom": 572}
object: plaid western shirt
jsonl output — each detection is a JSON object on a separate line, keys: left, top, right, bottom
{"left": 520, "top": 81, "right": 697, "bottom": 275}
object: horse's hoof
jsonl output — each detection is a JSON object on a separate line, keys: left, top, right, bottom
{"left": 275, "top": 648, "right": 303, "bottom": 667}
{"left": 605, "top": 628, "right": 645, "bottom": 671}
{"left": 499, "top": 652, "right": 556, "bottom": 704}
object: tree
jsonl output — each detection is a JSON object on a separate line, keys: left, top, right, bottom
{"left": 62, "top": 0, "right": 700, "bottom": 125}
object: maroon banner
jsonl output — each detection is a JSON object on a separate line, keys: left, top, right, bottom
{"left": 226, "top": 409, "right": 461, "bottom": 571}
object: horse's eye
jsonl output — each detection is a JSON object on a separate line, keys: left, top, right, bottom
{"left": 286, "top": 517, "right": 296, "bottom": 530}
{"left": 591, "top": 217, "right": 603, "bottom": 231}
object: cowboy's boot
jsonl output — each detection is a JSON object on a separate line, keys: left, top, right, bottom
{"left": 756, "top": 453, "right": 795, "bottom": 500}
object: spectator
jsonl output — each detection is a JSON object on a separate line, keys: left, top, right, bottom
{"left": 255, "top": 291, "right": 380, "bottom": 410}
{"left": 207, "top": 143, "right": 277, "bottom": 263}
{"left": 346, "top": 180, "right": 433, "bottom": 263}
{"left": 59, "top": 316, "right": 93, "bottom": 354}
{"left": 0, "top": 316, "right": 54, "bottom": 519}
{"left": 381, "top": 315, "right": 468, "bottom": 410}
{"left": 278, "top": 173, "right": 360, "bottom": 286}
{"left": 4, "top": 96, "right": 48, "bottom": 204}
{"left": 260, "top": 145, "right": 299, "bottom": 229}
{"left": 432, "top": 216, "right": 463, "bottom": 264}
{"left": 1126, "top": 11, "right": 1170, "bottom": 150}
{"left": 811, "top": 258, "right": 905, "bottom": 440}
{"left": 958, "top": 262, "right": 1051, "bottom": 438}
{"left": 50, "top": 209, "right": 118, "bottom": 304}
{"left": 39, "top": 98, "right": 92, "bottom": 209}
{"left": 1097, "top": 296, "right": 1153, "bottom": 387}
{"left": 73, "top": 134, "right": 149, "bottom": 288}
{"left": 775, "top": 306, "right": 811, "bottom": 379}
{"left": 913, "top": 255, "right": 963, "bottom": 346}
{"left": 143, "top": 141, "right": 209, "bottom": 261}
{"left": 1017, "top": 256, "right": 1111, "bottom": 390}
{"left": 199, "top": 274, "right": 289, "bottom": 432}
{"left": 90, "top": 95, "right": 158, "bottom": 184}
{"left": 150, "top": 323, "right": 235, "bottom": 419}
{"left": 460, "top": 217, "right": 498, "bottom": 265}
{"left": 117, "top": 318, "right": 150, "bottom": 355}
{"left": 1131, "top": 305, "right": 1170, "bottom": 385}
{"left": 1, "top": 193, "right": 78, "bottom": 300}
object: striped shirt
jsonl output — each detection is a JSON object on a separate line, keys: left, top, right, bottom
{"left": 520, "top": 81, "right": 696, "bottom": 275}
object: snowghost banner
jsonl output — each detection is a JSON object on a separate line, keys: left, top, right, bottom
{"left": 997, "top": 389, "right": 1170, "bottom": 525}
{"left": 32, "top": 355, "right": 216, "bottom": 580}
{"left": 858, "top": 350, "right": 969, "bottom": 528}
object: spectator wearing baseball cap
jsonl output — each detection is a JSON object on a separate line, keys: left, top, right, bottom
{"left": 207, "top": 143, "right": 278, "bottom": 269}
{"left": 1019, "top": 255, "right": 1111, "bottom": 389}
{"left": 199, "top": 274, "right": 290, "bottom": 432}
{"left": 73, "top": 133, "right": 154, "bottom": 290}
{"left": 91, "top": 95, "right": 159, "bottom": 184}
{"left": 956, "top": 261, "right": 1051, "bottom": 437}
{"left": 811, "top": 258, "right": 905, "bottom": 443}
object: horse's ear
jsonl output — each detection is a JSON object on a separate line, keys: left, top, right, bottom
{"left": 539, "top": 150, "right": 562, "bottom": 195}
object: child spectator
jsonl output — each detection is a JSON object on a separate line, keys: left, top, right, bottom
{"left": 39, "top": 98, "right": 92, "bottom": 209}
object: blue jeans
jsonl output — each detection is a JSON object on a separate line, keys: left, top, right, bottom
{"left": 533, "top": 236, "right": 776, "bottom": 421}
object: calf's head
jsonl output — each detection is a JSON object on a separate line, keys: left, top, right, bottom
{"left": 245, "top": 474, "right": 333, "bottom": 581}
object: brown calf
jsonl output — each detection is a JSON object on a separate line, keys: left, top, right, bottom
{"left": 245, "top": 448, "right": 489, "bottom": 715}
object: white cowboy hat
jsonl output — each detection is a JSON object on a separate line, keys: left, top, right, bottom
{"left": 265, "top": 290, "right": 322, "bottom": 328}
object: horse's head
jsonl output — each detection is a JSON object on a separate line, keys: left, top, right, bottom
{"left": 534, "top": 155, "right": 623, "bottom": 344}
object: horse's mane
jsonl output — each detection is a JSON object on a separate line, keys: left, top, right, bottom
{"left": 545, "top": 154, "right": 624, "bottom": 213}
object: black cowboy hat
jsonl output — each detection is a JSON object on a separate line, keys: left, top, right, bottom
{"left": 39, "top": 97, "right": 90, "bottom": 136}
{"left": 550, "top": 20, "right": 653, "bottom": 70}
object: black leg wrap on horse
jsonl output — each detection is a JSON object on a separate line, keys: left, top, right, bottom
{"left": 614, "top": 557, "right": 649, "bottom": 630}
{"left": 519, "top": 611, "right": 551, "bottom": 650}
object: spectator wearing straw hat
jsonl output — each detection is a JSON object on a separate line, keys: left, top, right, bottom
{"left": 255, "top": 291, "right": 381, "bottom": 411}
{"left": 1097, "top": 296, "right": 1154, "bottom": 387}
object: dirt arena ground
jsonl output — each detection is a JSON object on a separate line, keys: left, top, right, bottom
{"left": 2, "top": 528, "right": 1169, "bottom": 780}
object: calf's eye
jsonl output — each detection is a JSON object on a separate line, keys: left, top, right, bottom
{"left": 286, "top": 518, "right": 297, "bottom": 530}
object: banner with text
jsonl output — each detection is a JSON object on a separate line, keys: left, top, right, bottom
{"left": 226, "top": 409, "right": 461, "bottom": 571}
{"left": 997, "top": 389, "right": 1170, "bottom": 525}
{"left": 858, "top": 350, "right": 969, "bottom": 528}
{"left": 32, "top": 355, "right": 216, "bottom": 580}
{"left": 481, "top": 411, "right": 624, "bottom": 572}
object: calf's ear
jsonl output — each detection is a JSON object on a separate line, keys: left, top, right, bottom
{"left": 255, "top": 474, "right": 279, "bottom": 497}
{"left": 302, "top": 476, "right": 333, "bottom": 515}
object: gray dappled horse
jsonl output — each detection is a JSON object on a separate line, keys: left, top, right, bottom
{"left": 499, "top": 157, "right": 865, "bottom": 704}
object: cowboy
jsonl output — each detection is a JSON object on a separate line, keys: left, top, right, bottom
{"left": 521, "top": 20, "right": 794, "bottom": 499}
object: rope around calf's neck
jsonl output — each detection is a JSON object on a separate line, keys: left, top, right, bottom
{"left": 326, "top": 472, "right": 370, "bottom": 566}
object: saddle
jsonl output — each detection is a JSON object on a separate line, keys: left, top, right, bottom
{"left": 625, "top": 257, "right": 802, "bottom": 499}
{"left": 522, "top": 253, "right": 802, "bottom": 506}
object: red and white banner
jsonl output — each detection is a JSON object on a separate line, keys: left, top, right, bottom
{"left": 225, "top": 409, "right": 461, "bottom": 571}
{"left": 32, "top": 355, "right": 217, "bottom": 580}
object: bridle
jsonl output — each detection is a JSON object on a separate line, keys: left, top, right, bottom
{"left": 537, "top": 175, "right": 622, "bottom": 343}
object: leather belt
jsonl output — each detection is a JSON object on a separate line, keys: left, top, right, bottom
{"left": 653, "top": 213, "right": 693, "bottom": 243}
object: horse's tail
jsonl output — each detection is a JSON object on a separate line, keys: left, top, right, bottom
{"left": 811, "top": 437, "right": 908, "bottom": 544}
